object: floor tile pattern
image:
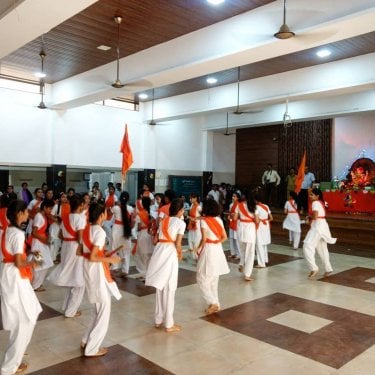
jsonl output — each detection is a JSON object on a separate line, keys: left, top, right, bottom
{"left": 202, "top": 292, "right": 375, "bottom": 368}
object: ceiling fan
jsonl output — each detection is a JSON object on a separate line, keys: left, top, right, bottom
{"left": 112, "top": 16, "right": 125, "bottom": 88}
{"left": 274, "top": 0, "right": 295, "bottom": 39}
{"left": 224, "top": 112, "right": 236, "bottom": 136}
{"left": 232, "top": 67, "right": 262, "bottom": 115}
{"left": 148, "top": 88, "right": 157, "bottom": 125}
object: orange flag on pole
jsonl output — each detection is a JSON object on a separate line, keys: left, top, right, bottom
{"left": 294, "top": 151, "right": 306, "bottom": 194}
{"left": 120, "top": 124, "right": 133, "bottom": 177}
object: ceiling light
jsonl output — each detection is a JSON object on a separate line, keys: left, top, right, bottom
{"left": 139, "top": 93, "right": 148, "bottom": 100}
{"left": 35, "top": 72, "right": 46, "bottom": 78}
{"left": 206, "top": 77, "right": 217, "bottom": 84}
{"left": 207, "top": 0, "right": 224, "bottom": 5}
{"left": 97, "top": 45, "right": 111, "bottom": 51}
{"left": 316, "top": 49, "right": 331, "bottom": 58}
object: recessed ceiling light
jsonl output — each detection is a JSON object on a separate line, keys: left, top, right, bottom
{"left": 97, "top": 45, "right": 111, "bottom": 51}
{"left": 139, "top": 93, "right": 148, "bottom": 100}
{"left": 206, "top": 77, "right": 218, "bottom": 84}
{"left": 316, "top": 49, "right": 331, "bottom": 58}
{"left": 35, "top": 72, "right": 46, "bottom": 78}
{"left": 207, "top": 0, "right": 225, "bottom": 5}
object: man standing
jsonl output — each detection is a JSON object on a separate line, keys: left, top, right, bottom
{"left": 298, "top": 165, "right": 315, "bottom": 213}
{"left": 18, "top": 182, "right": 33, "bottom": 205}
{"left": 261, "top": 164, "right": 281, "bottom": 207}
{"left": 5, "top": 185, "right": 17, "bottom": 202}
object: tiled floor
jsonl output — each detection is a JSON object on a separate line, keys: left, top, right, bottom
{"left": 1, "top": 241, "right": 374, "bottom": 374}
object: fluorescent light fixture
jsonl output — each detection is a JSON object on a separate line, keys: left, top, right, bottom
{"left": 316, "top": 49, "right": 331, "bottom": 58}
{"left": 207, "top": 0, "right": 224, "bottom": 5}
{"left": 97, "top": 45, "right": 111, "bottom": 51}
{"left": 139, "top": 93, "right": 148, "bottom": 100}
{"left": 206, "top": 77, "right": 217, "bottom": 84}
{"left": 35, "top": 72, "right": 46, "bottom": 78}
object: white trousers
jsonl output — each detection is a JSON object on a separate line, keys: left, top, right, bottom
{"left": 111, "top": 246, "right": 131, "bottom": 274}
{"left": 289, "top": 231, "right": 301, "bottom": 249}
{"left": 82, "top": 292, "right": 111, "bottom": 356}
{"left": 50, "top": 238, "right": 61, "bottom": 262}
{"left": 62, "top": 286, "right": 85, "bottom": 317}
{"left": 197, "top": 274, "right": 219, "bottom": 306}
{"left": 255, "top": 244, "right": 268, "bottom": 267}
{"left": 303, "top": 239, "right": 333, "bottom": 272}
{"left": 155, "top": 287, "right": 175, "bottom": 329}
{"left": 239, "top": 241, "right": 255, "bottom": 277}
{"left": 1, "top": 320, "right": 35, "bottom": 375}
{"left": 31, "top": 268, "right": 49, "bottom": 290}
{"left": 229, "top": 237, "right": 240, "bottom": 257}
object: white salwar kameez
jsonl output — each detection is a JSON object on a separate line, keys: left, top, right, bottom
{"left": 134, "top": 215, "right": 154, "bottom": 277}
{"left": 29, "top": 212, "right": 53, "bottom": 290}
{"left": 82, "top": 225, "right": 121, "bottom": 356}
{"left": 283, "top": 199, "right": 302, "bottom": 249}
{"left": 303, "top": 201, "right": 336, "bottom": 273}
{"left": 145, "top": 217, "right": 186, "bottom": 329}
{"left": 47, "top": 213, "right": 86, "bottom": 317}
{"left": 235, "top": 203, "right": 257, "bottom": 278}
{"left": 49, "top": 204, "right": 62, "bottom": 262}
{"left": 110, "top": 205, "right": 133, "bottom": 274}
{"left": 197, "top": 217, "right": 229, "bottom": 308}
{"left": 255, "top": 204, "right": 271, "bottom": 267}
{"left": 1, "top": 227, "right": 42, "bottom": 375}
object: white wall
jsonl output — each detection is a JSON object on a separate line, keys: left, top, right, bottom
{"left": 333, "top": 113, "right": 375, "bottom": 179}
{"left": 0, "top": 88, "right": 236, "bottom": 179}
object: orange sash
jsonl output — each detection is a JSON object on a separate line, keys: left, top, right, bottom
{"left": 229, "top": 202, "right": 238, "bottom": 231}
{"left": 257, "top": 203, "right": 270, "bottom": 227}
{"left": 238, "top": 202, "right": 255, "bottom": 223}
{"left": 138, "top": 208, "right": 150, "bottom": 230}
{"left": 1, "top": 230, "right": 32, "bottom": 280}
{"left": 62, "top": 214, "right": 78, "bottom": 240}
{"left": 29, "top": 214, "right": 48, "bottom": 246}
{"left": 158, "top": 203, "right": 170, "bottom": 217}
{"left": 188, "top": 204, "right": 199, "bottom": 230}
{"left": 158, "top": 217, "right": 174, "bottom": 243}
{"left": 0, "top": 207, "right": 8, "bottom": 231}
{"left": 203, "top": 217, "right": 224, "bottom": 244}
{"left": 105, "top": 194, "right": 115, "bottom": 220}
{"left": 312, "top": 201, "right": 326, "bottom": 220}
{"left": 29, "top": 200, "right": 42, "bottom": 220}
{"left": 288, "top": 199, "right": 298, "bottom": 213}
{"left": 60, "top": 202, "right": 71, "bottom": 219}
{"left": 82, "top": 225, "right": 113, "bottom": 282}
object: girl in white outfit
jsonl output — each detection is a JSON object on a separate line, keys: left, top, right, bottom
{"left": 1, "top": 200, "right": 42, "bottom": 375}
{"left": 145, "top": 198, "right": 186, "bottom": 333}
{"left": 134, "top": 197, "right": 155, "bottom": 279}
{"left": 81, "top": 203, "right": 121, "bottom": 357}
{"left": 303, "top": 188, "right": 336, "bottom": 278}
{"left": 187, "top": 193, "right": 202, "bottom": 260}
{"left": 283, "top": 191, "right": 302, "bottom": 249}
{"left": 196, "top": 199, "right": 229, "bottom": 315}
{"left": 233, "top": 194, "right": 259, "bottom": 281}
{"left": 48, "top": 194, "right": 86, "bottom": 317}
{"left": 227, "top": 192, "right": 241, "bottom": 259}
{"left": 255, "top": 196, "right": 273, "bottom": 268}
{"left": 29, "top": 199, "right": 55, "bottom": 291}
{"left": 111, "top": 191, "right": 134, "bottom": 277}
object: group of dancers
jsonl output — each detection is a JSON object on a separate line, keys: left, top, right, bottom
{"left": 0, "top": 183, "right": 336, "bottom": 374}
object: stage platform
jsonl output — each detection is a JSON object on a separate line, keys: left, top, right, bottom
{"left": 270, "top": 209, "right": 375, "bottom": 258}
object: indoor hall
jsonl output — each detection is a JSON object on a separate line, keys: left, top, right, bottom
{"left": 0, "top": 1, "right": 375, "bottom": 374}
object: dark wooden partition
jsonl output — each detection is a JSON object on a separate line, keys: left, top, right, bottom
{"left": 236, "top": 119, "right": 332, "bottom": 206}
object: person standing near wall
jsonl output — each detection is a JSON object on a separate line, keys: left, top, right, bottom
{"left": 298, "top": 166, "right": 316, "bottom": 214}
{"left": 261, "top": 164, "right": 281, "bottom": 207}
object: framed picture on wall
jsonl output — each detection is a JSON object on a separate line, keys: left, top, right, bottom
{"left": 83, "top": 173, "right": 91, "bottom": 181}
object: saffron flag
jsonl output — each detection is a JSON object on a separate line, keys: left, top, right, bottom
{"left": 120, "top": 124, "right": 133, "bottom": 177}
{"left": 294, "top": 151, "right": 306, "bottom": 194}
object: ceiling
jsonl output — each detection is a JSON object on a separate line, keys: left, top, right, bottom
{"left": 0, "top": 0, "right": 375, "bottom": 121}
